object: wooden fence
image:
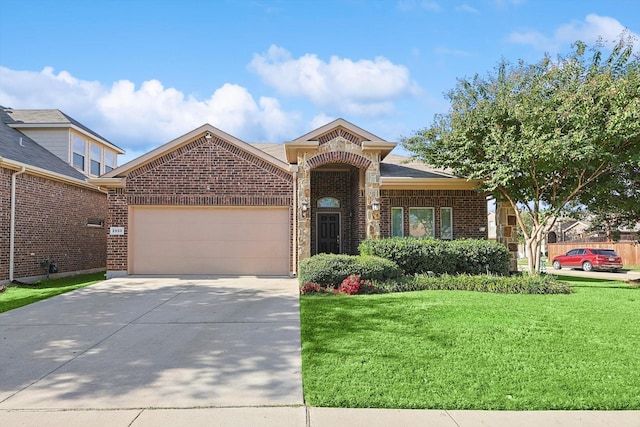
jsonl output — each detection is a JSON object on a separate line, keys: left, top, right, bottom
{"left": 547, "top": 242, "right": 640, "bottom": 267}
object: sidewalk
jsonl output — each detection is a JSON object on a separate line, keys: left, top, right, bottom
{"left": 1, "top": 407, "right": 639, "bottom": 426}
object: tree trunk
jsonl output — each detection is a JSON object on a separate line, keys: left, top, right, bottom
{"left": 526, "top": 224, "right": 546, "bottom": 274}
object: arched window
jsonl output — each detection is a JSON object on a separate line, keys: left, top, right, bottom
{"left": 317, "top": 197, "right": 340, "bottom": 208}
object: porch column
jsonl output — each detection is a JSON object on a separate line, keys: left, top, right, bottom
{"left": 495, "top": 201, "right": 518, "bottom": 272}
{"left": 365, "top": 157, "right": 381, "bottom": 239}
{"left": 297, "top": 156, "right": 311, "bottom": 266}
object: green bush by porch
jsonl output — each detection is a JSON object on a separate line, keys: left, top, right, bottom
{"left": 358, "top": 237, "right": 510, "bottom": 276}
{"left": 298, "top": 253, "right": 402, "bottom": 286}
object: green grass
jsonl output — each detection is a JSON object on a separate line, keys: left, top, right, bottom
{"left": 0, "top": 272, "right": 106, "bottom": 313}
{"left": 300, "top": 277, "right": 640, "bottom": 410}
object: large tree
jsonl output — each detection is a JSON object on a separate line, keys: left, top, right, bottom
{"left": 402, "top": 35, "right": 640, "bottom": 273}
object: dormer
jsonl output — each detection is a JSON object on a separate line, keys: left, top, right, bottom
{"left": 3, "top": 108, "right": 124, "bottom": 177}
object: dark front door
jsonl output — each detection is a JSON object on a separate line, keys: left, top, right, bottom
{"left": 318, "top": 213, "right": 340, "bottom": 254}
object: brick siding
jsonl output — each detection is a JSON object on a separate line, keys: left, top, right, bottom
{"left": 310, "top": 168, "right": 366, "bottom": 255}
{"left": 107, "top": 136, "right": 294, "bottom": 272}
{"left": 1, "top": 167, "right": 106, "bottom": 281}
{"left": 318, "top": 129, "right": 363, "bottom": 146}
{"left": 380, "top": 189, "right": 488, "bottom": 240}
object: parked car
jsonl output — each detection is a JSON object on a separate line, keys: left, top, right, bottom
{"left": 552, "top": 248, "right": 623, "bottom": 272}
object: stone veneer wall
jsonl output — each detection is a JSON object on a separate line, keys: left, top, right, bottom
{"left": 296, "top": 136, "right": 380, "bottom": 264}
{"left": 495, "top": 201, "right": 519, "bottom": 272}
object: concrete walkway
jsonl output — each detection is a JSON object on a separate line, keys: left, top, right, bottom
{"left": 1, "top": 276, "right": 638, "bottom": 426}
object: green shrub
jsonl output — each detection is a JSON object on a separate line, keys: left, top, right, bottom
{"left": 359, "top": 237, "right": 510, "bottom": 276}
{"left": 449, "top": 239, "right": 510, "bottom": 276}
{"left": 374, "top": 273, "right": 570, "bottom": 294}
{"left": 298, "top": 253, "right": 402, "bottom": 286}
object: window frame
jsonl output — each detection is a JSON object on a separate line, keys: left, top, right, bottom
{"left": 104, "top": 150, "right": 116, "bottom": 173}
{"left": 408, "top": 207, "right": 435, "bottom": 238}
{"left": 391, "top": 207, "right": 404, "bottom": 237}
{"left": 440, "top": 207, "right": 453, "bottom": 240}
{"left": 317, "top": 197, "right": 340, "bottom": 208}
{"left": 72, "top": 135, "right": 86, "bottom": 171}
{"left": 90, "top": 143, "right": 102, "bottom": 176}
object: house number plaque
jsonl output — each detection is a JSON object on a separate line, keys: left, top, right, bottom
{"left": 110, "top": 226, "right": 125, "bottom": 235}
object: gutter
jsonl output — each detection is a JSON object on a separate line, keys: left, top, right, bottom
{"left": 292, "top": 168, "right": 298, "bottom": 277}
{"left": 0, "top": 157, "right": 106, "bottom": 193}
{"left": 9, "top": 166, "right": 26, "bottom": 282}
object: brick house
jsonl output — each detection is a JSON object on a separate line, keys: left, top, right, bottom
{"left": 93, "top": 119, "right": 509, "bottom": 278}
{"left": 0, "top": 107, "right": 123, "bottom": 284}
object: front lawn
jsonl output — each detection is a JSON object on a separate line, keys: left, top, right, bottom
{"left": 0, "top": 272, "right": 105, "bottom": 313}
{"left": 300, "top": 276, "right": 640, "bottom": 409}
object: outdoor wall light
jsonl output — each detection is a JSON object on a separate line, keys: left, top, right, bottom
{"left": 371, "top": 199, "right": 380, "bottom": 211}
{"left": 479, "top": 226, "right": 486, "bottom": 232}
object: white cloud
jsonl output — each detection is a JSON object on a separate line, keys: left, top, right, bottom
{"left": 507, "top": 14, "right": 639, "bottom": 53}
{"left": 555, "top": 14, "right": 632, "bottom": 45}
{"left": 421, "top": 1, "right": 441, "bottom": 12}
{"left": 456, "top": 4, "right": 479, "bottom": 14}
{"left": 248, "top": 45, "right": 420, "bottom": 117}
{"left": 434, "top": 46, "right": 473, "bottom": 56}
{"left": 0, "top": 66, "right": 301, "bottom": 154}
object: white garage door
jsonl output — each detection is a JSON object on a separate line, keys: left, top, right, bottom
{"left": 130, "top": 207, "right": 290, "bottom": 275}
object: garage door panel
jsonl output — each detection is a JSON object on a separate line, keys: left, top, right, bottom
{"left": 130, "top": 207, "right": 289, "bottom": 275}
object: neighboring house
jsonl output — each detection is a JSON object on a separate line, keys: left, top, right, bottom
{"left": 0, "top": 106, "right": 120, "bottom": 284}
{"left": 93, "top": 119, "right": 506, "bottom": 278}
{"left": 4, "top": 108, "right": 124, "bottom": 177}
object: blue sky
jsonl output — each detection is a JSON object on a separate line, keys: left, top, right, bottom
{"left": 1, "top": 0, "right": 638, "bottom": 164}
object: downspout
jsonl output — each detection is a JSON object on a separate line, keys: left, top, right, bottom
{"left": 9, "top": 166, "right": 26, "bottom": 282}
{"left": 292, "top": 169, "right": 298, "bottom": 277}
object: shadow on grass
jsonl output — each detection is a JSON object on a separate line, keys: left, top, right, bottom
{"left": 556, "top": 275, "right": 639, "bottom": 290}
{"left": 1, "top": 272, "right": 107, "bottom": 313}
{"left": 12, "top": 272, "right": 106, "bottom": 289}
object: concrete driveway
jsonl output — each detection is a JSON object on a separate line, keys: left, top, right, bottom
{"left": 0, "top": 276, "right": 303, "bottom": 410}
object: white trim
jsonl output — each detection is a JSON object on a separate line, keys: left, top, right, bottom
{"left": 0, "top": 157, "right": 105, "bottom": 192}
{"left": 381, "top": 177, "right": 480, "bottom": 190}
{"left": 391, "top": 207, "right": 404, "bottom": 237}
{"left": 440, "top": 207, "right": 453, "bottom": 240}
{"left": 8, "top": 122, "right": 124, "bottom": 154}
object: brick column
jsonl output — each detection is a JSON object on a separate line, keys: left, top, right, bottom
{"left": 496, "top": 201, "right": 518, "bottom": 272}
{"left": 106, "top": 188, "right": 128, "bottom": 278}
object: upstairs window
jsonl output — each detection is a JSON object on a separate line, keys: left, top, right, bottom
{"left": 72, "top": 135, "right": 86, "bottom": 171}
{"left": 104, "top": 150, "right": 116, "bottom": 173}
{"left": 90, "top": 144, "right": 102, "bottom": 176}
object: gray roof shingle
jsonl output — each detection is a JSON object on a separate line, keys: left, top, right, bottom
{"left": 4, "top": 108, "right": 122, "bottom": 151}
{"left": 0, "top": 107, "right": 88, "bottom": 180}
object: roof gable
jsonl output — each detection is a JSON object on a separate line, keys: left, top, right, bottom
{"left": 102, "top": 124, "right": 291, "bottom": 179}
{"left": 291, "top": 118, "right": 387, "bottom": 143}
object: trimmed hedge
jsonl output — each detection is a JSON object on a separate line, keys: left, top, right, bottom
{"left": 358, "top": 237, "right": 510, "bottom": 276}
{"left": 374, "top": 273, "right": 571, "bottom": 295}
{"left": 298, "top": 253, "right": 402, "bottom": 286}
